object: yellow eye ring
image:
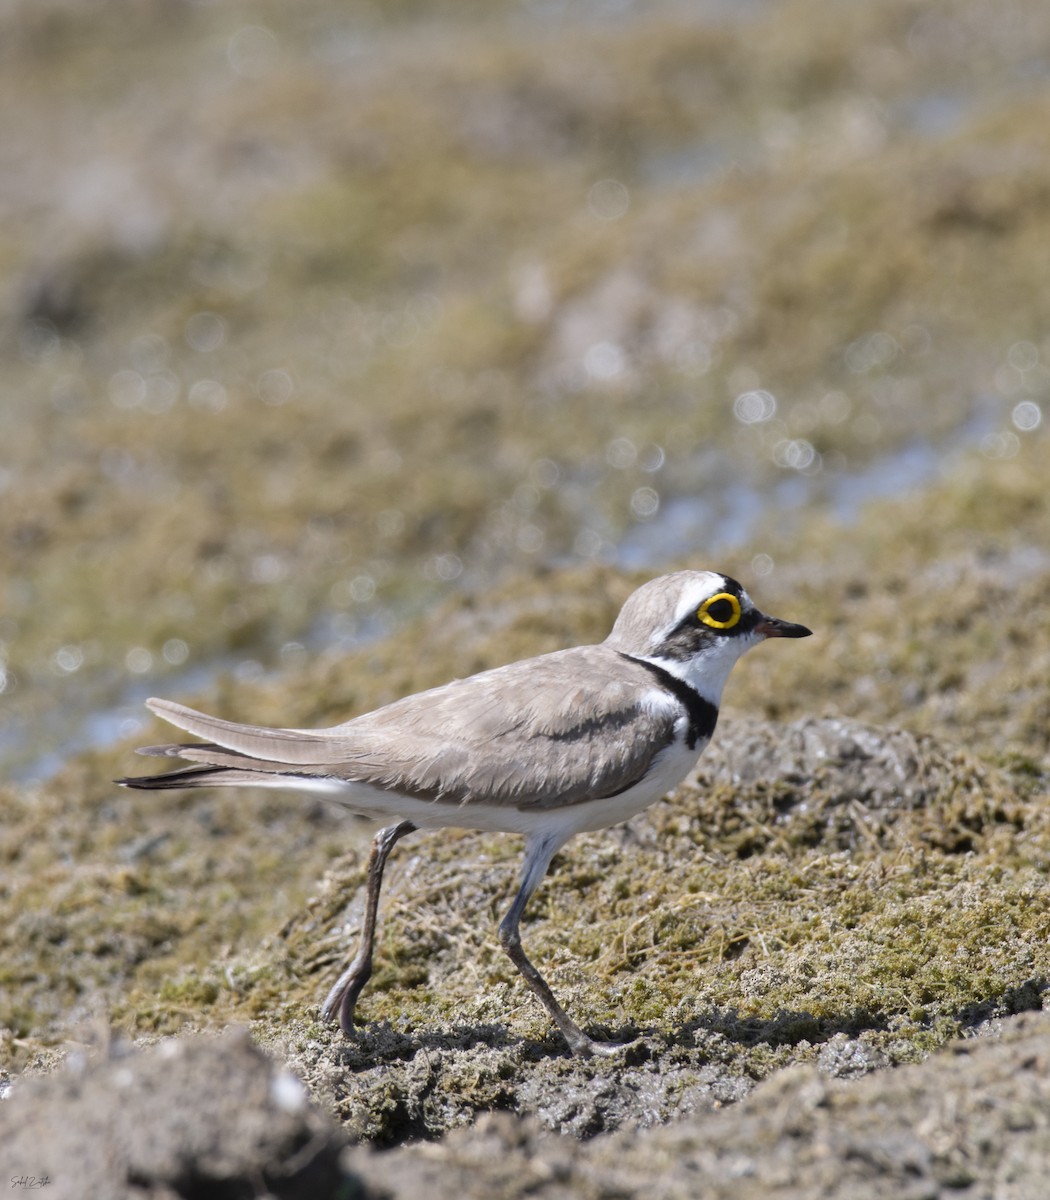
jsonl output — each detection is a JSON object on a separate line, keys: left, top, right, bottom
{"left": 698, "top": 592, "right": 741, "bottom": 630}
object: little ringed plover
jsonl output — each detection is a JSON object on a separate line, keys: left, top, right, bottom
{"left": 120, "top": 570, "right": 812, "bottom": 1056}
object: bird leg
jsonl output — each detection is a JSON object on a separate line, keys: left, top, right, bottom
{"left": 321, "top": 819, "right": 417, "bottom": 1034}
{"left": 498, "top": 833, "right": 620, "bottom": 1058}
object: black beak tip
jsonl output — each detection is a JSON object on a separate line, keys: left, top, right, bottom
{"left": 757, "top": 616, "right": 813, "bottom": 639}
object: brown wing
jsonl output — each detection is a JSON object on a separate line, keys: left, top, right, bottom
{"left": 130, "top": 646, "right": 681, "bottom": 810}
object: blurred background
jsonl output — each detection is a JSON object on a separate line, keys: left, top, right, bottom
{"left": 1, "top": 0, "right": 1048, "bottom": 781}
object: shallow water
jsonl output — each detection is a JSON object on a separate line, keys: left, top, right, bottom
{"left": 615, "top": 405, "right": 1000, "bottom": 568}
{"left": 6, "top": 405, "right": 1009, "bottom": 785}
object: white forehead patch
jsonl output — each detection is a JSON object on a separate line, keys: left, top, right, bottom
{"left": 667, "top": 571, "right": 753, "bottom": 628}
{"left": 672, "top": 572, "right": 721, "bottom": 626}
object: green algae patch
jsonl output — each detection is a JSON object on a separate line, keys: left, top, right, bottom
{"left": 0, "top": 753, "right": 351, "bottom": 1063}
{"left": 271, "top": 717, "right": 1048, "bottom": 1059}
{"left": 259, "top": 715, "right": 1050, "bottom": 1138}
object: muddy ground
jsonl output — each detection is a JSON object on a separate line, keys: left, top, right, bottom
{"left": 2, "top": 0, "right": 1050, "bottom": 1195}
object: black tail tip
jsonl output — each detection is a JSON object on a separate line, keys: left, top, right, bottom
{"left": 115, "top": 774, "right": 177, "bottom": 790}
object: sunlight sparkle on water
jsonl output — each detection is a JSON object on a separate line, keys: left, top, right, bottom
{"left": 981, "top": 432, "right": 1020, "bottom": 459}
{"left": 733, "top": 389, "right": 777, "bottom": 424}
{"left": 53, "top": 645, "right": 84, "bottom": 674}
{"left": 844, "top": 331, "right": 899, "bottom": 374}
{"left": 1007, "top": 340, "right": 1039, "bottom": 372}
{"left": 1012, "top": 401, "right": 1042, "bottom": 432}
{"left": 184, "top": 312, "right": 226, "bottom": 353}
{"left": 257, "top": 369, "right": 294, "bottom": 405}
{"left": 251, "top": 555, "right": 287, "bottom": 585}
{"left": 109, "top": 369, "right": 147, "bottom": 409}
{"left": 585, "top": 341, "right": 626, "bottom": 381}
{"left": 606, "top": 437, "right": 637, "bottom": 469}
{"left": 19, "top": 319, "right": 61, "bottom": 364}
{"left": 126, "top": 648, "right": 153, "bottom": 674}
{"left": 129, "top": 333, "right": 170, "bottom": 372}
{"left": 587, "top": 179, "right": 630, "bottom": 221}
{"left": 163, "top": 639, "right": 190, "bottom": 666}
{"left": 349, "top": 575, "right": 377, "bottom": 603}
{"left": 188, "top": 380, "right": 228, "bottom": 413}
{"left": 574, "top": 529, "right": 604, "bottom": 559}
{"left": 517, "top": 524, "right": 545, "bottom": 553}
{"left": 773, "top": 438, "right": 821, "bottom": 473}
{"left": 530, "top": 458, "right": 560, "bottom": 489}
{"left": 144, "top": 370, "right": 180, "bottom": 413}
{"left": 424, "top": 554, "right": 463, "bottom": 582}
{"left": 639, "top": 443, "right": 666, "bottom": 473}
{"left": 630, "top": 487, "right": 660, "bottom": 519}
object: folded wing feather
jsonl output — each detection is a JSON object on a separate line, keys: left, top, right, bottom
{"left": 134, "top": 647, "right": 682, "bottom": 809}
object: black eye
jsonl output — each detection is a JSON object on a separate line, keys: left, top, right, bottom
{"left": 697, "top": 592, "right": 742, "bottom": 630}
{"left": 706, "top": 598, "right": 734, "bottom": 623}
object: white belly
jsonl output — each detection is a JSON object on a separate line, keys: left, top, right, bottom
{"left": 266, "top": 725, "right": 706, "bottom": 841}
{"left": 568, "top": 732, "right": 706, "bottom": 834}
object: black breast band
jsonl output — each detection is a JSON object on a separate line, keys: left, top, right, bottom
{"left": 619, "top": 653, "right": 719, "bottom": 750}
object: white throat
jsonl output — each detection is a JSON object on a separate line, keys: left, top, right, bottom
{"left": 638, "top": 632, "right": 760, "bottom": 707}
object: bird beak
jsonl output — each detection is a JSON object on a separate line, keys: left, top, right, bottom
{"left": 754, "top": 613, "right": 813, "bottom": 639}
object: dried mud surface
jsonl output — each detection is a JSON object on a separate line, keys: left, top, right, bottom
{"left": 8, "top": 1013, "right": 1050, "bottom": 1199}
{"left": 1, "top": 1030, "right": 358, "bottom": 1200}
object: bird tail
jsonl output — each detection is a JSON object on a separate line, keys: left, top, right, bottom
{"left": 115, "top": 697, "right": 346, "bottom": 790}
{"left": 117, "top": 763, "right": 276, "bottom": 790}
